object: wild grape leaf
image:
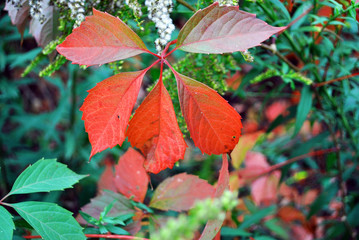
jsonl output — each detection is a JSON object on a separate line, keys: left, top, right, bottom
{"left": 29, "top": 1, "right": 59, "bottom": 48}
{"left": 176, "top": 2, "right": 286, "bottom": 54}
{"left": 172, "top": 70, "right": 242, "bottom": 155}
{"left": 9, "top": 158, "right": 86, "bottom": 196}
{"left": 12, "top": 201, "right": 85, "bottom": 240}
{"left": 114, "top": 148, "right": 149, "bottom": 202}
{"left": 97, "top": 160, "right": 118, "bottom": 193}
{"left": 200, "top": 154, "right": 229, "bottom": 239}
{"left": 126, "top": 80, "right": 187, "bottom": 174}
{"left": 56, "top": 8, "right": 149, "bottom": 66}
{"left": 0, "top": 206, "right": 14, "bottom": 240}
{"left": 4, "top": 0, "right": 30, "bottom": 39}
{"left": 149, "top": 173, "right": 215, "bottom": 211}
{"left": 80, "top": 70, "right": 148, "bottom": 159}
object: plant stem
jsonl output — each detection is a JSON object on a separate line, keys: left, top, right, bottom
{"left": 176, "top": 0, "right": 196, "bottom": 12}
{"left": 260, "top": 44, "right": 301, "bottom": 72}
{"left": 314, "top": 72, "right": 359, "bottom": 87}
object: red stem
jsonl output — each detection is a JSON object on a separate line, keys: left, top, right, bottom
{"left": 23, "top": 234, "right": 149, "bottom": 239}
{"left": 145, "top": 59, "right": 161, "bottom": 72}
{"left": 164, "top": 46, "right": 178, "bottom": 59}
{"left": 161, "top": 39, "right": 178, "bottom": 58}
{"left": 250, "top": 147, "right": 340, "bottom": 181}
{"left": 314, "top": 72, "right": 359, "bottom": 87}
{"left": 144, "top": 49, "right": 161, "bottom": 59}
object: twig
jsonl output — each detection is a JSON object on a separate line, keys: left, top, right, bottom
{"left": 23, "top": 234, "right": 150, "bottom": 239}
{"left": 314, "top": 72, "right": 359, "bottom": 87}
{"left": 260, "top": 44, "right": 301, "bottom": 72}
{"left": 176, "top": 0, "right": 196, "bottom": 12}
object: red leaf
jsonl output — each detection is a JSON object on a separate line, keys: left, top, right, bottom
{"left": 199, "top": 154, "right": 229, "bottom": 240}
{"left": 114, "top": 148, "right": 149, "bottom": 202}
{"left": 97, "top": 160, "right": 117, "bottom": 193}
{"left": 172, "top": 70, "right": 242, "bottom": 155}
{"left": 56, "top": 8, "right": 149, "bottom": 66}
{"left": 80, "top": 69, "right": 148, "bottom": 159}
{"left": 176, "top": 2, "right": 286, "bottom": 54}
{"left": 149, "top": 173, "right": 215, "bottom": 211}
{"left": 126, "top": 80, "right": 187, "bottom": 174}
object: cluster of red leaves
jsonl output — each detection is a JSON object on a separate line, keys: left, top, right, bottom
{"left": 56, "top": 3, "right": 285, "bottom": 174}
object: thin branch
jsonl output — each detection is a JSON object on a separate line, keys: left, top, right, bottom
{"left": 23, "top": 234, "right": 149, "bottom": 239}
{"left": 176, "top": 0, "right": 196, "bottom": 12}
{"left": 260, "top": 44, "right": 301, "bottom": 72}
{"left": 314, "top": 72, "right": 359, "bottom": 87}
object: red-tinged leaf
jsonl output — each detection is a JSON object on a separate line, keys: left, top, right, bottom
{"left": 176, "top": 2, "right": 286, "bottom": 54}
{"left": 80, "top": 69, "right": 148, "bottom": 159}
{"left": 114, "top": 148, "right": 149, "bottom": 202}
{"left": 126, "top": 80, "right": 187, "bottom": 174}
{"left": 230, "top": 131, "right": 264, "bottom": 169}
{"left": 56, "top": 8, "right": 149, "bottom": 66}
{"left": 97, "top": 161, "right": 117, "bottom": 193}
{"left": 77, "top": 190, "right": 134, "bottom": 225}
{"left": 172, "top": 70, "right": 242, "bottom": 155}
{"left": 4, "top": 0, "right": 30, "bottom": 39}
{"left": 199, "top": 154, "right": 229, "bottom": 240}
{"left": 149, "top": 173, "right": 215, "bottom": 211}
{"left": 77, "top": 190, "right": 141, "bottom": 235}
{"left": 29, "top": 2, "right": 59, "bottom": 48}
{"left": 239, "top": 152, "right": 281, "bottom": 206}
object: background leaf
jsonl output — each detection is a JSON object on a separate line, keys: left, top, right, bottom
{"left": 149, "top": 173, "right": 215, "bottom": 211}
{"left": 126, "top": 80, "right": 187, "bottom": 174}
{"left": 9, "top": 158, "right": 86, "bottom": 195}
{"left": 173, "top": 70, "right": 242, "bottom": 155}
{"left": 12, "top": 201, "right": 85, "bottom": 240}
{"left": 113, "top": 148, "right": 149, "bottom": 202}
{"left": 199, "top": 154, "right": 229, "bottom": 240}
{"left": 176, "top": 2, "right": 286, "bottom": 54}
{"left": 80, "top": 70, "right": 147, "bottom": 159}
{"left": 293, "top": 86, "right": 313, "bottom": 136}
{"left": 56, "top": 8, "right": 148, "bottom": 66}
{"left": 0, "top": 206, "right": 15, "bottom": 240}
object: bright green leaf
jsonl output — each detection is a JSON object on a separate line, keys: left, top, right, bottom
{"left": 9, "top": 158, "right": 86, "bottom": 195}
{"left": 12, "top": 201, "right": 85, "bottom": 240}
{"left": 0, "top": 206, "right": 15, "bottom": 240}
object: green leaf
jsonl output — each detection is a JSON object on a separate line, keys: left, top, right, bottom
{"left": 0, "top": 206, "right": 15, "bottom": 240}
{"left": 239, "top": 206, "right": 277, "bottom": 230}
{"left": 293, "top": 86, "right": 312, "bottom": 136}
{"left": 12, "top": 201, "right": 85, "bottom": 240}
{"left": 268, "top": 0, "right": 291, "bottom": 20}
{"left": 221, "top": 227, "right": 251, "bottom": 237}
{"left": 9, "top": 158, "right": 86, "bottom": 195}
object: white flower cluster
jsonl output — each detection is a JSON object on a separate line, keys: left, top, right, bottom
{"left": 29, "top": 0, "right": 46, "bottom": 23}
{"left": 58, "top": 0, "right": 86, "bottom": 28}
{"left": 125, "top": 0, "right": 142, "bottom": 18}
{"left": 214, "top": 0, "right": 238, "bottom": 6}
{"left": 145, "top": 0, "right": 175, "bottom": 53}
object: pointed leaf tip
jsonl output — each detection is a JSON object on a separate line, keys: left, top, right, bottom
{"left": 81, "top": 70, "right": 148, "bottom": 159}
{"left": 126, "top": 81, "right": 187, "bottom": 174}
{"left": 173, "top": 70, "right": 242, "bottom": 155}
{"left": 56, "top": 8, "right": 148, "bottom": 66}
{"left": 177, "top": 2, "right": 286, "bottom": 54}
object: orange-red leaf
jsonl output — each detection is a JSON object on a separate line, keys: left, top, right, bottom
{"left": 56, "top": 8, "right": 148, "bottom": 66}
{"left": 200, "top": 154, "right": 229, "bottom": 239}
{"left": 80, "top": 70, "right": 148, "bottom": 159}
{"left": 149, "top": 173, "right": 215, "bottom": 211}
{"left": 172, "top": 70, "right": 242, "bottom": 155}
{"left": 114, "top": 148, "right": 149, "bottom": 202}
{"left": 176, "top": 2, "right": 286, "bottom": 54}
{"left": 126, "top": 80, "right": 187, "bottom": 174}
